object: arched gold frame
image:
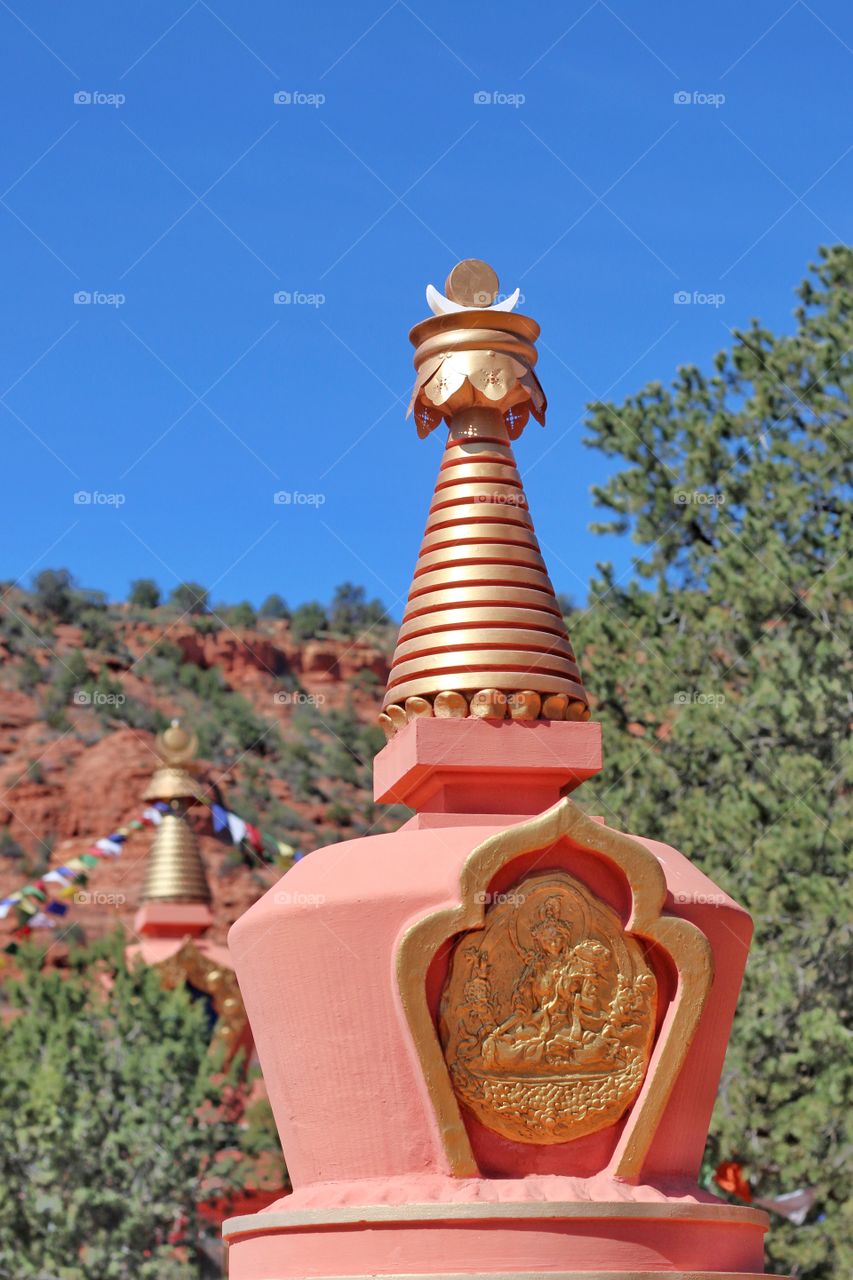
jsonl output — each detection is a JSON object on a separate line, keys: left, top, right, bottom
{"left": 396, "top": 797, "right": 713, "bottom": 1179}
{"left": 158, "top": 938, "right": 249, "bottom": 1066}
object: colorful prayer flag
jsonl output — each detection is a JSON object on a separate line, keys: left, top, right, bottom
{"left": 226, "top": 812, "right": 247, "bottom": 845}
{"left": 715, "top": 1161, "right": 752, "bottom": 1202}
{"left": 244, "top": 822, "right": 263, "bottom": 853}
{"left": 211, "top": 803, "right": 230, "bottom": 834}
{"left": 755, "top": 1188, "right": 816, "bottom": 1224}
{"left": 28, "top": 912, "right": 57, "bottom": 930}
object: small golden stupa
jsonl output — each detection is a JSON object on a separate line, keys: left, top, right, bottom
{"left": 130, "top": 721, "right": 250, "bottom": 1065}
{"left": 140, "top": 721, "right": 211, "bottom": 904}
{"left": 380, "top": 260, "right": 590, "bottom": 736}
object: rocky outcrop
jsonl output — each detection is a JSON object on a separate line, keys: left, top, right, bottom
{"left": 173, "top": 630, "right": 290, "bottom": 684}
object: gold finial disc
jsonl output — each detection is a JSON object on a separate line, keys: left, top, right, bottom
{"left": 157, "top": 721, "right": 198, "bottom": 766}
{"left": 444, "top": 259, "right": 499, "bottom": 308}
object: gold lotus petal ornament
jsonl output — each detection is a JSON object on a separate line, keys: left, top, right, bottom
{"left": 405, "top": 696, "right": 434, "bottom": 721}
{"left": 508, "top": 690, "right": 542, "bottom": 720}
{"left": 469, "top": 689, "right": 507, "bottom": 719}
{"left": 434, "top": 691, "right": 468, "bottom": 718}
{"left": 378, "top": 713, "right": 395, "bottom": 740}
{"left": 386, "top": 704, "right": 408, "bottom": 730}
{"left": 542, "top": 694, "right": 569, "bottom": 720}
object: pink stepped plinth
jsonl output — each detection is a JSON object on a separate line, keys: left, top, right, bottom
{"left": 224, "top": 720, "right": 787, "bottom": 1279}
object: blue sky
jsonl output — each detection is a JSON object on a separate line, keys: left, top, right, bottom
{"left": 2, "top": 1, "right": 851, "bottom": 618}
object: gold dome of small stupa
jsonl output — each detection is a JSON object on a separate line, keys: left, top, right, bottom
{"left": 141, "top": 721, "right": 211, "bottom": 905}
{"left": 143, "top": 721, "right": 202, "bottom": 802}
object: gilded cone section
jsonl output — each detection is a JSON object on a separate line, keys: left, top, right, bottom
{"left": 141, "top": 811, "right": 211, "bottom": 903}
{"left": 140, "top": 723, "right": 212, "bottom": 905}
{"left": 381, "top": 411, "right": 590, "bottom": 736}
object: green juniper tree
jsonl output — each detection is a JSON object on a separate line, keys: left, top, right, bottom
{"left": 258, "top": 594, "right": 289, "bottom": 620}
{"left": 31, "top": 569, "right": 78, "bottom": 624}
{"left": 289, "top": 601, "right": 327, "bottom": 642}
{"left": 227, "top": 601, "right": 257, "bottom": 629}
{"left": 0, "top": 938, "right": 244, "bottom": 1280}
{"left": 573, "top": 246, "right": 852, "bottom": 1279}
{"left": 168, "top": 583, "right": 210, "bottom": 616}
{"left": 328, "top": 583, "right": 386, "bottom": 637}
{"left": 129, "top": 579, "right": 161, "bottom": 609}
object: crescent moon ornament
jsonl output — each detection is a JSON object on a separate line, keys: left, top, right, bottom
{"left": 426, "top": 282, "right": 521, "bottom": 316}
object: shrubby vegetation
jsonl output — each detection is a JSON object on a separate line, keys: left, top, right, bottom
{"left": 15, "top": 574, "right": 390, "bottom": 645}
{"left": 136, "top": 641, "right": 276, "bottom": 765}
{"left": 259, "top": 593, "right": 289, "bottom": 620}
{"left": 574, "top": 247, "right": 852, "bottom": 1279}
{"left": 31, "top": 569, "right": 106, "bottom": 625}
{"left": 169, "top": 582, "right": 210, "bottom": 616}
{"left": 0, "top": 936, "right": 252, "bottom": 1279}
{"left": 226, "top": 601, "right": 257, "bottom": 629}
{"left": 129, "top": 578, "right": 161, "bottom": 609}
{"left": 289, "top": 600, "right": 328, "bottom": 641}
{"left": 39, "top": 651, "right": 164, "bottom": 735}
{"left": 328, "top": 582, "right": 386, "bottom": 636}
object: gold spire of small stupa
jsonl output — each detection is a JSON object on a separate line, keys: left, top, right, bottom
{"left": 380, "top": 261, "right": 590, "bottom": 738}
{"left": 140, "top": 721, "right": 211, "bottom": 904}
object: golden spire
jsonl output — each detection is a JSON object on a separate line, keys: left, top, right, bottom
{"left": 140, "top": 721, "right": 211, "bottom": 904}
{"left": 380, "top": 261, "right": 590, "bottom": 738}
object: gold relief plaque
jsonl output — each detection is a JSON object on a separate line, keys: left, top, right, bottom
{"left": 439, "top": 872, "right": 656, "bottom": 1144}
{"left": 397, "top": 799, "right": 714, "bottom": 1178}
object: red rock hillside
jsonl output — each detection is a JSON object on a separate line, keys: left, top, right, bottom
{"left": 0, "top": 591, "right": 399, "bottom": 952}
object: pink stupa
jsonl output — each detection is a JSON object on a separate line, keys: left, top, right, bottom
{"left": 222, "top": 261, "right": 789, "bottom": 1280}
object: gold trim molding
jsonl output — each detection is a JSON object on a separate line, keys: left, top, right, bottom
{"left": 224, "top": 1198, "right": 769, "bottom": 1234}
{"left": 396, "top": 798, "right": 713, "bottom": 1179}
